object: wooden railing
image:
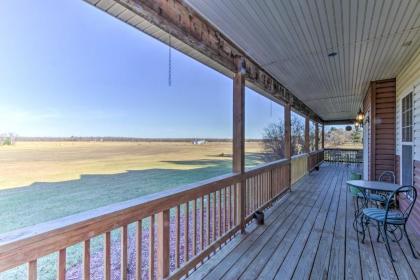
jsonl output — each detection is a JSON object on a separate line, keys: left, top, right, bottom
{"left": 244, "top": 160, "right": 290, "bottom": 221}
{"left": 308, "top": 150, "right": 324, "bottom": 171}
{"left": 324, "top": 148, "right": 363, "bottom": 163}
{"left": 0, "top": 159, "right": 290, "bottom": 280}
{"left": 291, "top": 154, "right": 308, "bottom": 184}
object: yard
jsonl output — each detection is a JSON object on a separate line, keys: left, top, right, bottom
{"left": 0, "top": 141, "right": 266, "bottom": 233}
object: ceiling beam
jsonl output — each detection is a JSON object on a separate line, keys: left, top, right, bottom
{"left": 85, "top": 0, "right": 322, "bottom": 122}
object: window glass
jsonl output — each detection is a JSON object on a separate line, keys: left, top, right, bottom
{"left": 402, "top": 92, "right": 413, "bottom": 142}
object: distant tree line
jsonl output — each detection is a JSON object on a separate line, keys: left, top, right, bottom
{"left": 14, "top": 136, "right": 264, "bottom": 143}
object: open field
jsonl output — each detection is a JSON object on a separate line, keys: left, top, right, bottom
{"left": 0, "top": 141, "right": 264, "bottom": 189}
{"left": 0, "top": 141, "right": 264, "bottom": 233}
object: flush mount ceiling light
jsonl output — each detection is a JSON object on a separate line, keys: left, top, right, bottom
{"left": 327, "top": 51, "right": 337, "bottom": 57}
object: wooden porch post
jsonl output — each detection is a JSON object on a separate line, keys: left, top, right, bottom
{"left": 233, "top": 57, "right": 246, "bottom": 233}
{"left": 321, "top": 123, "right": 325, "bottom": 149}
{"left": 305, "top": 115, "right": 310, "bottom": 172}
{"left": 315, "top": 122, "right": 319, "bottom": 151}
{"left": 285, "top": 102, "right": 292, "bottom": 188}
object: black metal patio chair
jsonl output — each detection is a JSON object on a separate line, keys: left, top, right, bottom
{"left": 361, "top": 185, "right": 418, "bottom": 262}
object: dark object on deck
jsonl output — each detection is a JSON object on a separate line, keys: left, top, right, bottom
{"left": 253, "top": 211, "right": 264, "bottom": 225}
{"left": 315, "top": 166, "right": 320, "bottom": 171}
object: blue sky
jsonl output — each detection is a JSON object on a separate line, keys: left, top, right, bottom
{"left": 0, "top": 1, "right": 283, "bottom": 139}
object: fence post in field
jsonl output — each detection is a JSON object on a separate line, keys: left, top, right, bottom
{"left": 157, "top": 210, "right": 170, "bottom": 278}
{"left": 233, "top": 57, "right": 246, "bottom": 233}
{"left": 284, "top": 100, "right": 292, "bottom": 189}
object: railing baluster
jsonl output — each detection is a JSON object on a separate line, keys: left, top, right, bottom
{"left": 250, "top": 177, "right": 253, "bottom": 213}
{"left": 83, "top": 240, "right": 90, "bottom": 280}
{"left": 233, "top": 184, "right": 237, "bottom": 225}
{"left": 206, "top": 194, "right": 210, "bottom": 246}
{"left": 58, "top": 248, "right": 66, "bottom": 280}
{"left": 157, "top": 210, "right": 170, "bottom": 279}
{"left": 136, "top": 220, "right": 142, "bottom": 280}
{"left": 200, "top": 196, "right": 204, "bottom": 251}
{"left": 228, "top": 186, "right": 232, "bottom": 228}
{"left": 104, "top": 232, "right": 111, "bottom": 280}
{"left": 258, "top": 175, "right": 261, "bottom": 207}
{"left": 149, "top": 215, "right": 155, "bottom": 280}
{"left": 28, "top": 260, "right": 37, "bottom": 280}
{"left": 175, "top": 205, "right": 180, "bottom": 269}
{"left": 218, "top": 190, "right": 222, "bottom": 237}
{"left": 211, "top": 192, "right": 216, "bottom": 242}
{"left": 184, "top": 202, "right": 189, "bottom": 262}
{"left": 121, "top": 225, "right": 128, "bottom": 280}
{"left": 192, "top": 199, "right": 197, "bottom": 255}
{"left": 224, "top": 188, "right": 227, "bottom": 232}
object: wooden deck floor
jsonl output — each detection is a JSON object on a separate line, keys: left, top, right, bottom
{"left": 187, "top": 164, "right": 420, "bottom": 280}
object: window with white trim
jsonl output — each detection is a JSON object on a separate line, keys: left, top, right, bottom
{"left": 402, "top": 92, "right": 413, "bottom": 142}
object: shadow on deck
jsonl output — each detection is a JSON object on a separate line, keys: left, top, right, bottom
{"left": 187, "top": 163, "right": 420, "bottom": 280}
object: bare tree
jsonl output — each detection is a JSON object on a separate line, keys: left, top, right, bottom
{"left": 261, "top": 115, "right": 305, "bottom": 160}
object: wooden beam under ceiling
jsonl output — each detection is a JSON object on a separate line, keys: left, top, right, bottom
{"left": 84, "top": 0, "right": 322, "bottom": 122}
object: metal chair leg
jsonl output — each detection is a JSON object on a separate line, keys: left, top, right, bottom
{"left": 361, "top": 215, "right": 366, "bottom": 243}
{"left": 383, "top": 224, "right": 395, "bottom": 262}
{"left": 403, "top": 225, "right": 418, "bottom": 259}
{"left": 376, "top": 221, "right": 381, "bottom": 242}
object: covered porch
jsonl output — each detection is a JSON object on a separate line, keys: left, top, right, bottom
{"left": 0, "top": 0, "right": 419, "bottom": 279}
{"left": 188, "top": 164, "right": 420, "bottom": 280}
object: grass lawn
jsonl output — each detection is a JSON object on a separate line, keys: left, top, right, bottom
{"left": 0, "top": 141, "right": 266, "bottom": 279}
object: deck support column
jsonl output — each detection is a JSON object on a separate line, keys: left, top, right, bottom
{"left": 321, "top": 123, "right": 325, "bottom": 149}
{"left": 233, "top": 57, "right": 246, "bottom": 233}
{"left": 284, "top": 101, "right": 292, "bottom": 189}
{"left": 315, "top": 122, "right": 319, "bottom": 151}
{"left": 305, "top": 115, "right": 310, "bottom": 172}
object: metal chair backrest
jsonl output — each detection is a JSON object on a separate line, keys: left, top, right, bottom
{"left": 379, "top": 171, "right": 395, "bottom": 183}
{"left": 384, "top": 185, "right": 417, "bottom": 221}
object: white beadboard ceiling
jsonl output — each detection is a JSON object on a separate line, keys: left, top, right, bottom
{"left": 185, "top": 0, "right": 420, "bottom": 121}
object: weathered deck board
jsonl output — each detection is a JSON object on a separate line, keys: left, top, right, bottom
{"left": 242, "top": 168, "right": 333, "bottom": 280}
{"left": 187, "top": 164, "right": 420, "bottom": 280}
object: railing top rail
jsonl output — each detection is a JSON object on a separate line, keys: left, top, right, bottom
{"left": 291, "top": 153, "right": 309, "bottom": 160}
{"left": 308, "top": 149, "right": 324, "bottom": 155}
{"left": 324, "top": 147, "right": 363, "bottom": 151}
{"left": 245, "top": 158, "right": 289, "bottom": 177}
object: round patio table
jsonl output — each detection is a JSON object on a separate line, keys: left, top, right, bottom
{"left": 347, "top": 180, "right": 400, "bottom": 234}
{"left": 346, "top": 180, "right": 400, "bottom": 193}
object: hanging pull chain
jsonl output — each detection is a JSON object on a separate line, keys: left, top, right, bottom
{"left": 270, "top": 101, "right": 273, "bottom": 117}
{"left": 168, "top": 32, "right": 172, "bottom": 87}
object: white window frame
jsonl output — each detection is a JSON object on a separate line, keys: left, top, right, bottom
{"left": 400, "top": 90, "right": 414, "bottom": 196}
